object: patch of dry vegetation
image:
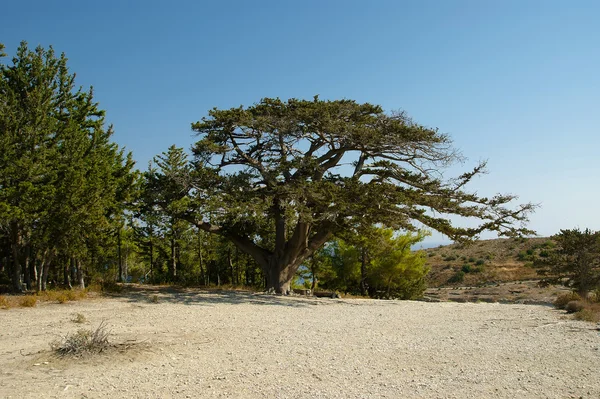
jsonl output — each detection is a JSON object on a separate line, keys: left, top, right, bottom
{"left": 72, "top": 313, "right": 87, "bottom": 324}
{"left": 51, "top": 321, "right": 110, "bottom": 357}
{"left": 0, "top": 288, "right": 91, "bottom": 309}
{"left": 20, "top": 295, "right": 37, "bottom": 307}
{"left": 554, "top": 292, "right": 600, "bottom": 323}
{"left": 42, "top": 289, "right": 88, "bottom": 304}
{"left": 0, "top": 294, "right": 10, "bottom": 309}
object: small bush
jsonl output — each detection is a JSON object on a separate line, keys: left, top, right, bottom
{"left": 485, "top": 253, "right": 494, "bottom": 260}
{"left": 150, "top": 295, "right": 159, "bottom": 303}
{"left": 101, "top": 281, "right": 123, "bottom": 293}
{"left": 539, "top": 250, "right": 550, "bottom": 258}
{"left": 444, "top": 255, "right": 457, "bottom": 262}
{"left": 554, "top": 292, "right": 581, "bottom": 309}
{"left": 86, "top": 283, "right": 102, "bottom": 293}
{"left": 52, "top": 321, "right": 110, "bottom": 357}
{"left": 526, "top": 249, "right": 534, "bottom": 255}
{"left": 461, "top": 264, "right": 472, "bottom": 273}
{"left": 44, "top": 289, "right": 87, "bottom": 304}
{"left": 20, "top": 295, "right": 37, "bottom": 307}
{"left": 0, "top": 295, "right": 9, "bottom": 309}
{"left": 428, "top": 252, "right": 436, "bottom": 257}
{"left": 468, "top": 257, "right": 476, "bottom": 263}
{"left": 56, "top": 293, "right": 69, "bottom": 304}
{"left": 542, "top": 240, "right": 555, "bottom": 249}
{"left": 448, "top": 271, "right": 465, "bottom": 284}
{"left": 72, "top": 313, "right": 87, "bottom": 324}
{"left": 574, "top": 309, "right": 600, "bottom": 322}
{"left": 565, "top": 300, "right": 586, "bottom": 314}
{"left": 475, "top": 259, "right": 485, "bottom": 266}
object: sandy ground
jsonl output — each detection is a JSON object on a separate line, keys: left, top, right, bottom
{"left": 1, "top": 288, "right": 599, "bottom": 399}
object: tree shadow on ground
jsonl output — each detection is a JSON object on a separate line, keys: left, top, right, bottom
{"left": 105, "top": 285, "right": 340, "bottom": 308}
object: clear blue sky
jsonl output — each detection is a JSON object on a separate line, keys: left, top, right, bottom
{"left": 2, "top": 0, "right": 599, "bottom": 243}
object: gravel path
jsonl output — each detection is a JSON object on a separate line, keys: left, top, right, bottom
{"left": 1, "top": 289, "right": 599, "bottom": 398}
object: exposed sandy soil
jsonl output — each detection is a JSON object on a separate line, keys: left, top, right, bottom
{"left": 1, "top": 287, "right": 599, "bottom": 399}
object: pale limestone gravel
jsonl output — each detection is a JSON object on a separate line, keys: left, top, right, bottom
{"left": 0, "top": 290, "right": 599, "bottom": 399}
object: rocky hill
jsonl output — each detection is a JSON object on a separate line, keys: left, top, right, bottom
{"left": 422, "top": 237, "right": 569, "bottom": 303}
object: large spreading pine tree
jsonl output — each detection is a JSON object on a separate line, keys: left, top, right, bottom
{"left": 173, "top": 97, "right": 535, "bottom": 293}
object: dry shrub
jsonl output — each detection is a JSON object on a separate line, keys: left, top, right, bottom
{"left": 67, "top": 289, "right": 87, "bottom": 300}
{"left": 86, "top": 283, "right": 102, "bottom": 293}
{"left": 72, "top": 313, "right": 87, "bottom": 324}
{"left": 0, "top": 295, "right": 10, "bottom": 309}
{"left": 20, "top": 295, "right": 37, "bottom": 307}
{"left": 52, "top": 321, "right": 110, "bottom": 357}
{"left": 571, "top": 301, "right": 600, "bottom": 322}
{"left": 565, "top": 300, "right": 586, "bottom": 314}
{"left": 100, "top": 281, "right": 123, "bottom": 293}
{"left": 574, "top": 308, "right": 600, "bottom": 322}
{"left": 56, "top": 293, "right": 69, "bottom": 304}
{"left": 554, "top": 292, "right": 581, "bottom": 309}
{"left": 43, "top": 289, "right": 87, "bottom": 304}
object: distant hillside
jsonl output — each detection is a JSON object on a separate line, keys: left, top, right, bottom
{"left": 424, "top": 237, "right": 555, "bottom": 288}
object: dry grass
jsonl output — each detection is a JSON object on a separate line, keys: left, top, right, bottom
{"left": 574, "top": 306, "right": 600, "bottom": 322}
{"left": 0, "top": 288, "right": 90, "bottom": 309}
{"left": 0, "top": 295, "right": 10, "bottom": 309}
{"left": 40, "top": 289, "right": 88, "bottom": 304}
{"left": 72, "top": 313, "right": 87, "bottom": 324}
{"left": 554, "top": 292, "right": 582, "bottom": 309}
{"left": 552, "top": 292, "right": 600, "bottom": 323}
{"left": 20, "top": 295, "right": 37, "bottom": 307}
{"left": 51, "top": 321, "right": 110, "bottom": 357}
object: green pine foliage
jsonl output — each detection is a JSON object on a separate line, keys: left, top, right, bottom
{"left": 0, "top": 42, "right": 136, "bottom": 292}
{"left": 535, "top": 228, "right": 600, "bottom": 297}
{"left": 298, "top": 228, "right": 429, "bottom": 299}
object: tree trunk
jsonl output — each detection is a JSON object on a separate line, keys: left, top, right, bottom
{"left": 149, "top": 233, "right": 154, "bottom": 282}
{"left": 198, "top": 236, "right": 205, "bottom": 286}
{"left": 124, "top": 244, "right": 128, "bottom": 282}
{"left": 41, "top": 257, "right": 51, "bottom": 291}
{"left": 10, "top": 223, "right": 23, "bottom": 292}
{"left": 360, "top": 247, "right": 368, "bottom": 296}
{"left": 64, "top": 260, "right": 72, "bottom": 289}
{"left": 76, "top": 259, "right": 85, "bottom": 290}
{"left": 117, "top": 227, "right": 123, "bottom": 282}
{"left": 228, "top": 248, "right": 234, "bottom": 285}
{"left": 266, "top": 256, "right": 296, "bottom": 294}
{"left": 36, "top": 256, "right": 45, "bottom": 292}
{"left": 70, "top": 257, "right": 77, "bottom": 287}
{"left": 23, "top": 241, "right": 31, "bottom": 291}
{"left": 170, "top": 236, "right": 177, "bottom": 281}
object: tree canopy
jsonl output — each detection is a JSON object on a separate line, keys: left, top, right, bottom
{"left": 535, "top": 228, "right": 600, "bottom": 296}
{"left": 178, "top": 97, "right": 535, "bottom": 293}
{"left": 0, "top": 42, "right": 136, "bottom": 292}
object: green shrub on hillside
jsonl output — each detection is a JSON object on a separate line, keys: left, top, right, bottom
{"left": 448, "top": 271, "right": 465, "bottom": 284}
